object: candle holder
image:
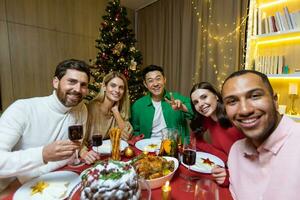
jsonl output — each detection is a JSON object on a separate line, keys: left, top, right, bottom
{"left": 287, "top": 94, "right": 298, "bottom": 115}
{"left": 162, "top": 181, "right": 171, "bottom": 200}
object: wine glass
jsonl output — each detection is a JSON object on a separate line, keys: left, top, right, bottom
{"left": 182, "top": 132, "right": 197, "bottom": 192}
{"left": 92, "top": 134, "right": 103, "bottom": 158}
{"left": 68, "top": 125, "right": 83, "bottom": 166}
{"left": 177, "top": 126, "right": 184, "bottom": 162}
{"left": 194, "top": 179, "right": 219, "bottom": 200}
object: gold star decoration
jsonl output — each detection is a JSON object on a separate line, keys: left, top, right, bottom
{"left": 201, "top": 158, "right": 215, "bottom": 166}
{"left": 30, "top": 181, "right": 49, "bottom": 196}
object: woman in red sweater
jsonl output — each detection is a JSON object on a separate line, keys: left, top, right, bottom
{"left": 190, "top": 82, "right": 244, "bottom": 163}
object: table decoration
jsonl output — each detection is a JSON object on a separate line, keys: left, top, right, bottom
{"left": 162, "top": 181, "right": 171, "bottom": 200}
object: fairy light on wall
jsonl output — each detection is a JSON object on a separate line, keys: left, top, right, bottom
{"left": 245, "top": 0, "right": 255, "bottom": 69}
{"left": 191, "top": 0, "right": 249, "bottom": 87}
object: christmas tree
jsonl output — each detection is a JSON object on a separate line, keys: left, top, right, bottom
{"left": 87, "top": 0, "right": 144, "bottom": 103}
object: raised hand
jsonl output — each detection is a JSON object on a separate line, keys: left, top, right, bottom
{"left": 42, "top": 140, "right": 80, "bottom": 163}
{"left": 164, "top": 92, "right": 188, "bottom": 112}
{"left": 111, "top": 101, "right": 120, "bottom": 113}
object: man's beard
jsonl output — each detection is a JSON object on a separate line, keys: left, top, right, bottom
{"left": 56, "top": 87, "right": 83, "bottom": 107}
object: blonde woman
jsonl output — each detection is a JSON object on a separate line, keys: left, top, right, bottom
{"left": 80, "top": 71, "right": 133, "bottom": 164}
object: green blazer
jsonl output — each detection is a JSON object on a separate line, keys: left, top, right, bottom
{"left": 130, "top": 90, "right": 194, "bottom": 139}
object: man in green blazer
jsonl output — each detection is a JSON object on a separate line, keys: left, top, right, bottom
{"left": 130, "top": 65, "right": 194, "bottom": 140}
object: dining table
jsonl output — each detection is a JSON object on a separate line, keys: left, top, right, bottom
{"left": 1, "top": 143, "right": 233, "bottom": 200}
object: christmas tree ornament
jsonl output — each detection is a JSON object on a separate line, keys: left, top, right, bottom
{"left": 115, "top": 42, "right": 125, "bottom": 51}
{"left": 94, "top": 82, "right": 101, "bottom": 88}
{"left": 113, "top": 48, "right": 120, "bottom": 56}
{"left": 124, "top": 69, "right": 129, "bottom": 78}
{"left": 124, "top": 146, "right": 135, "bottom": 158}
{"left": 119, "top": 57, "right": 125, "bottom": 62}
{"left": 130, "top": 59, "right": 137, "bottom": 70}
{"left": 129, "top": 47, "right": 135, "bottom": 52}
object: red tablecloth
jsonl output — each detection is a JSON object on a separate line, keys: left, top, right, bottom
{"left": 2, "top": 147, "right": 232, "bottom": 200}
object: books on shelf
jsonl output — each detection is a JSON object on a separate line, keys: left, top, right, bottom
{"left": 291, "top": 11, "right": 300, "bottom": 29}
{"left": 275, "top": 12, "right": 284, "bottom": 31}
{"left": 256, "top": 7, "right": 263, "bottom": 35}
{"left": 254, "top": 6, "right": 300, "bottom": 35}
{"left": 283, "top": 6, "right": 293, "bottom": 30}
{"left": 254, "top": 55, "right": 284, "bottom": 74}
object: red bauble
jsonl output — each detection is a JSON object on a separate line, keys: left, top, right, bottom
{"left": 124, "top": 69, "right": 129, "bottom": 79}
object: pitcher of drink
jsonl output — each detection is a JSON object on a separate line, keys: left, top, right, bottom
{"left": 159, "top": 128, "right": 178, "bottom": 158}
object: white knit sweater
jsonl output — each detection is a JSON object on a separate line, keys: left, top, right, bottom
{"left": 0, "top": 91, "right": 87, "bottom": 190}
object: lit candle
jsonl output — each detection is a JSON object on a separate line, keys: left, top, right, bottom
{"left": 162, "top": 181, "right": 171, "bottom": 200}
{"left": 288, "top": 83, "right": 298, "bottom": 95}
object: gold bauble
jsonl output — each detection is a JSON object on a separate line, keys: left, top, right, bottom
{"left": 129, "top": 59, "right": 137, "bottom": 70}
{"left": 124, "top": 146, "right": 135, "bottom": 158}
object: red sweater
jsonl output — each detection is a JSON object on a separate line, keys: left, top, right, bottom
{"left": 196, "top": 117, "right": 244, "bottom": 163}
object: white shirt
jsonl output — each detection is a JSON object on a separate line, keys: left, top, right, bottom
{"left": 0, "top": 91, "right": 87, "bottom": 191}
{"left": 151, "top": 100, "right": 167, "bottom": 138}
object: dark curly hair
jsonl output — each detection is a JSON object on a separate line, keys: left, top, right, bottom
{"left": 54, "top": 59, "right": 90, "bottom": 81}
{"left": 189, "top": 82, "right": 232, "bottom": 132}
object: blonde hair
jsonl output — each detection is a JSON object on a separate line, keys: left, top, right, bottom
{"left": 92, "top": 71, "right": 130, "bottom": 120}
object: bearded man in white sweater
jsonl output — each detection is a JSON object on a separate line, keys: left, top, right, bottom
{"left": 0, "top": 59, "right": 90, "bottom": 192}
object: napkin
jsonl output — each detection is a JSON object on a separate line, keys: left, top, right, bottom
{"left": 127, "top": 134, "right": 144, "bottom": 146}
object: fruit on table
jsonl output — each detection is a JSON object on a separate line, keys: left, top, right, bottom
{"left": 162, "top": 139, "right": 172, "bottom": 154}
{"left": 124, "top": 146, "right": 135, "bottom": 158}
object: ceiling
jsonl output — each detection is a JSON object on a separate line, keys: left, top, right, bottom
{"left": 121, "top": 0, "right": 158, "bottom": 11}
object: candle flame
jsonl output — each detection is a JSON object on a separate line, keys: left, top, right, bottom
{"left": 143, "top": 147, "right": 149, "bottom": 155}
{"left": 165, "top": 181, "right": 170, "bottom": 187}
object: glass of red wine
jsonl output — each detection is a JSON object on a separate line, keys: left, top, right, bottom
{"left": 92, "top": 134, "right": 103, "bottom": 158}
{"left": 182, "top": 132, "right": 197, "bottom": 192}
{"left": 68, "top": 125, "right": 83, "bottom": 166}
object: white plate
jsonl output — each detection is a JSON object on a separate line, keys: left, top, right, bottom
{"left": 135, "top": 138, "right": 161, "bottom": 152}
{"left": 182, "top": 152, "right": 225, "bottom": 174}
{"left": 92, "top": 139, "right": 128, "bottom": 154}
{"left": 13, "top": 171, "right": 80, "bottom": 200}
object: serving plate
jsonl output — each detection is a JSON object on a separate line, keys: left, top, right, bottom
{"left": 135, "top": 138, "right": 161, "bottom": 152}
{"left": 13, "top": 171, "right": 80, "bottom": 200}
